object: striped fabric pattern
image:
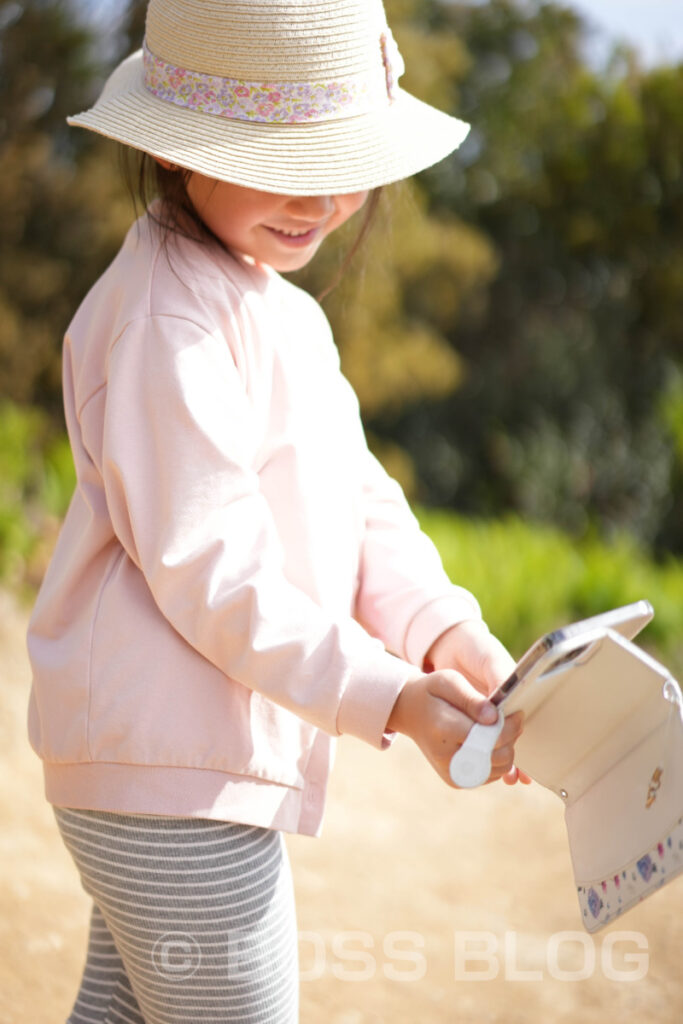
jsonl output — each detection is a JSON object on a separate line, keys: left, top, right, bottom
{"left": 54, "top": 808, "right": 299, "bottom": 1024}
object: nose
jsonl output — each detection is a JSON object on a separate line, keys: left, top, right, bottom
{"left": 287, "top": 194, "right": 335, "bottom": 221}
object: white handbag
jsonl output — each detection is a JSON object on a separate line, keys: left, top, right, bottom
{"left": 451, "top": 603, "right": 683, "bottom": 931}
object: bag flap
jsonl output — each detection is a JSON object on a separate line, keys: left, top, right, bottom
{"left": 505, "top": 631, "right": 672, "bottom": 796}
{"left": 567, "top": 696, "right": 683, "bottom": 931}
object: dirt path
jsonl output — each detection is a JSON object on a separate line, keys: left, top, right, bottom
{"left": 2, "top": 589, "right": 681, "bottom": 1023}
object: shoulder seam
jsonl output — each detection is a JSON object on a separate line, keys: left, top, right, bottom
{"left": 76, "top": 314, "right": 219, "bottom": 421}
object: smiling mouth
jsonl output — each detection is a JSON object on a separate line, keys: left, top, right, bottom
{"left": 264, "top": 225, "right": 321, "bottom": 247}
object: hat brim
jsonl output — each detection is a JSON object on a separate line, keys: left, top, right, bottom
{"left": 68, "top": 51, "right": 469, "bottom": 195}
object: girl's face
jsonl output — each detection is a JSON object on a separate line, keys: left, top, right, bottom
{"left": 185, "top": 173, "right": 369, "bottom": 272}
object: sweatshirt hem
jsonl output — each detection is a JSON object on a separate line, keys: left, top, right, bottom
{"left": 43, "top": 761, "right": 325, "bottom": 837}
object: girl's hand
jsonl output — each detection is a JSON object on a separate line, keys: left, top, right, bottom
{"left": 387, "top": 668, "right": 526, "bottom": 788}
{"left": 424, "top": 619, "right": 515, "bottom": 697}
{"left": 390, "top": 619, "right": 532, "bottom": 787}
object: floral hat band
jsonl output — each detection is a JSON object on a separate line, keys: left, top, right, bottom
{"left": 142, "top": 30, "right": 405, "bottom": 127}
{"left": 66, "top": 0, "right": 469, "bottom": 196}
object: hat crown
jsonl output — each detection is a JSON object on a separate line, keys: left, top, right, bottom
{"left": 68, "top": 0, "right": 469, "bottom": 196}
{"left": 146, "top": 0, "right": 388, "bottom": 81}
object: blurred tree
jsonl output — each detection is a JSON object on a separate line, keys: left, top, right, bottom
{"left": 0, "top": 0, "right": 495, "bottom": 487}
{"left": 124, "top": 0, "right": 146, "bottom": 47}
{"left": 380, "top": 0, "right": 683, "bottom": 552}
{"left": 294, "top": 0, "right": 497, "bottom": 492}
{"left": 0, "top": 0, "right": 134, "bottom": 417}
{"left": 3, "top": 0, "right": 683, "bottom": 556}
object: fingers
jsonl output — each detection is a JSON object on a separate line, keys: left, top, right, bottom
{"left": 481, "top": 637, "right": 517, "bottom": 694}
{"left": 460, "top": 625, "right": 516, "bottom": 695}
{"left": 433, "top": 686, "right": 524, "bottom": 788}
{"left": 501, "top": 766, "right": 534, "bottom": 786}
{"left": 390, "top": 670, "right": 530, "bottom": 791}
{"left": 486, "top": 710, "right": 524, "bottom": 780}
{"left": 427, "top": 669, "right": 498, "bottom": 726}
{"left": 493, "top": 713, "right": 532, "bottom": 786}
{"left": 386, "top": 671, "right": 490, "bottom": 755}
{"left": 497, "top": 709, "right": 524, "bottom": 750}
{"left": 395, "top": 670, "right": 492, "bottom": 786}
{"left": 430, "top": 620, "right": 516, "bottom": 697}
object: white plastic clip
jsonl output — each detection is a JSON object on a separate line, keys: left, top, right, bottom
{"left": 449, "top": 713, "right": 505, "bottom": 789}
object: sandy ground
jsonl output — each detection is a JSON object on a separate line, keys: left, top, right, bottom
{"left": 2, "top": 587, "right": 681, "bottom": 1024}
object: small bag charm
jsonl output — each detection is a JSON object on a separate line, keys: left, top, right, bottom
{"left": 449, "top": 713, "right": 505, "bottom": 788}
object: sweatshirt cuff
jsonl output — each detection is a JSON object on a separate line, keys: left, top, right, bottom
{"left": 336, "top": 649, "right": 416, "bottom": 750}
{"left": 404, "top": 590, "right": 483, "bottom": 669}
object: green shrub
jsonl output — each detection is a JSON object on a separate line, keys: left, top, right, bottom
{"left": 1, "top": 399, "right": 680, "bottom": 678}
{"left": 0, "top": 400, "right": 74, "bottom": 588}
{"left": 418, "top": 508, "right": 683, "bottom": 677}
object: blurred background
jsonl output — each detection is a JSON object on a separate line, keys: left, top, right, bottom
{"left": 0, "top": 0, "right": 682, "bottom": 667}
{"left": 1, "top": 4, "right": 683, "bottom": 1022}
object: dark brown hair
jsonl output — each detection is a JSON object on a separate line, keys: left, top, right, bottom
{"left": 120, "top": 147, "right": 382, "bottom": 298}
{"left": 120, "top": 148, "right": 207, "bottom": 244}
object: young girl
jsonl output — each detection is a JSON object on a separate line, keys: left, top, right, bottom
{"left": 27, "top": 2, "right": 528, "bottom": 1021}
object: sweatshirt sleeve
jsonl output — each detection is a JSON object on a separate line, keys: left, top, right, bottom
{"left": 353, "top": 449, "right": 482, "bottom": 670}
{"left": 98, "top": 315, "right": 415, "bottom": 749}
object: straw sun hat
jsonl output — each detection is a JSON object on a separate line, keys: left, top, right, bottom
{"left": 68, "top": 0, "right": 469, "bottom": 196}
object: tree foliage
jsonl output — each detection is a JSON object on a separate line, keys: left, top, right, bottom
{"left": 294, "top": 0, "right": 497, "bottom": 487}
{"left": 0, "top": 0, "right": 135, "bottom": 416}
{"left": 1, "top": 0, "right": 682, "bottom": 555}
{"left": 379, "top": 0, "right": 683, "bottom": 552}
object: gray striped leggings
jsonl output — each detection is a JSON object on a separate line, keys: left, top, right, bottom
{"left": 54, "top": 807, "right": 299, "bottom": 1024}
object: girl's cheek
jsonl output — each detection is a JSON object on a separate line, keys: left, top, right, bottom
{"left": 352, "top": 190, "right": 370, "bottom": 212}
{"left": 339, "top": 191, "right": 369, "bottom": 224}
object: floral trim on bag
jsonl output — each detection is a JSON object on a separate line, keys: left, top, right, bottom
{"left": 577, "top": 816, "right": 683, "bottom": 930}
{"left": 142, "top": 31, "right": 404, "bottom": 125}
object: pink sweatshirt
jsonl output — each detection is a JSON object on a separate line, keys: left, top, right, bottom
{"left": 27, "top": 212, "right": 481, "bottom": 836}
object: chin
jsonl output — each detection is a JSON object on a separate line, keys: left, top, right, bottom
{"left": 270, "top": 254, "right": 318, "bottom": 273}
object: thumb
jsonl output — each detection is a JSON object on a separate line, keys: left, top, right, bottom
{"left": 431, "top": 670, "right": 499, "bottom": 726}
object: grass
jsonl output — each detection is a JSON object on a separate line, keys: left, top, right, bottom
{"left": 418, "top": 507, "right": 683, "bottom": 677}
{"left": 0, "top": 398, "right": 680, "bottom": 676}
{"left": 0, "top": 401, "right": 75, "bottom": 591}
